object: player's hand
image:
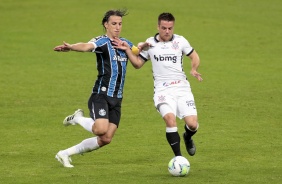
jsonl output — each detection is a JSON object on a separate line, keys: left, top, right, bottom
{"left": 137, "top": 42, "right": 151, "bottom": 51}
{"left": 190, "top": 70, "right": 203, "bottom": 82}
{"left": 53, "top": 41, "right": 72, "bottom": 52}
{"left": 112, "top": 37, "right": 129, "bottom": 50}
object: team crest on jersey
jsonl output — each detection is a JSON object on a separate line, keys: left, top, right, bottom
{"left": 158, "top": 95, "right": 166, "bottom": 102}
{"left": 171, "top": 41, "right": 179, "bottom": 50}
{"left": 99, "top": 109, "right": 106, "bottom": 116}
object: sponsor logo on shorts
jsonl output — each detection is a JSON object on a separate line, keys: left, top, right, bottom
{"left": 101, "top": 87, "right": 106, "bottom": 91}
{"left": 186, "top": 100, "right": 195, "bottom": 108}
{"left": 99, "top": 109, "right": 106, "bottom": 116}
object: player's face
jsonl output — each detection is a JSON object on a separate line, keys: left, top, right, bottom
{"left": 104, "top": 15, "right": 122, "bottom": 39}
{"left": 158, "top": 20, "right": 174, "bottom": 42}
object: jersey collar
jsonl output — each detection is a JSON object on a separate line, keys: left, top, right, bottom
{"left": 154, "top": 33, "right": 174, "bottom": 42}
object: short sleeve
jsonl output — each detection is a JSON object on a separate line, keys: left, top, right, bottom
{"left": 139, "top": 38, "right": 152, "bottom": 61}
{"left": 181, "top": 37, "right": 194, "bottom": 56}
{"left": 88, "top": 37, "right": 102, "bottom": 53}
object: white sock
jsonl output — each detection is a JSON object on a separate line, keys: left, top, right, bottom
{"left": 74, "top": 117, "right": 94, "bottom": 133}
{"left": 63, "top": 137, "right": 100, "bottom": 156}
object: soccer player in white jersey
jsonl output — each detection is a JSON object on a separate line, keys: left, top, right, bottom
{"left": 115, "top": 12, "right": 202, "bottom": 157}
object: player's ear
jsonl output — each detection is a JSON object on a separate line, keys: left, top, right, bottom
{"left": 104, "top": 22, "right": 108, "bottom": 29}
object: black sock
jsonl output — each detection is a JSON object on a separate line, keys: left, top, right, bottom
{"left": 184, "top": 125, "right": 197, "bottom": 140}
{"left": 166, "top": 132, "right": 182, "bottom": 156}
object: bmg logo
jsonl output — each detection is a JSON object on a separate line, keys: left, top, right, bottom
{"left": 154, "top": 55, "right": 177, "bottom": 63}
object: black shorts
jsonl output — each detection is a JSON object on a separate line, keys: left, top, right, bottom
{"left": 88, "top": 93, "right": 122, "bottom": 127}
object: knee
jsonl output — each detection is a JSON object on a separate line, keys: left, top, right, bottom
{"left": 92, "top": 121, "right": 108, "bottom": 135}
{"left": 189, "top": 124, "right": 198, "bottom": 131}
{"left": 92, "top": 127, "right": 107, "bottom": 135}
{"left": 187, "top": 121, "right": 199, "bottom": 131}
{"left": 99, "top": 136, "right": 112, "bottom": 146}
{"left": 184, "top": 115, "right": 199, "bottom": 131}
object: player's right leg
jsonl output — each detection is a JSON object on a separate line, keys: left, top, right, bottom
{"left": 158, "top": 102, "right": 181, "bottom": 156}
{"left": 55, "top": 151, "right": 74, "bottom": 168}
{"left": 55, "top": 122, "right": 117, "bottom": 168}
{"left": 55, "top": 136, "right": 100, "bottom": 168}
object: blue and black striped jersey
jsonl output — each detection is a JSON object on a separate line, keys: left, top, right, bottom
{"left": 89, "top": 35, "right": 133, "bottom": 98}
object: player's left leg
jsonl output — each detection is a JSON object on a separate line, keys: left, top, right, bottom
{"left": 158, "top": 102, "right": 182, "bottom": 157}
{"left": 177, "top": 93, "right": 199, "bottom": 156}
{"left": 63, "top": 109, "right": 84, "bottom": 126}
{"left": 183, "top": 115, "right": 198, "bottom": 156}
{"left": 63, "top": 109, "right": 95, "bottom": 133}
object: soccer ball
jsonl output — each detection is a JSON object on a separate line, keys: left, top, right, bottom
{"left": 168, "top": 156, "right": 190, "bottom": 177}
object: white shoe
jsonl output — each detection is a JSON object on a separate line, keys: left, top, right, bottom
{"left": 63, "top": 109, "right": 84, "bottom": 126}
{"left": 55, "top": 151, "right": 74, "bottom": 168}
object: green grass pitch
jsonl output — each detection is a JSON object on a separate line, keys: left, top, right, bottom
{"left": 0, "top": 0, "right": 281, "bottom": 183}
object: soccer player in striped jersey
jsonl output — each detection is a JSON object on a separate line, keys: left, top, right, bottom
{"left": 115, "top": 12, "right": 202, "bottom": 157}
{"left": 53, "top": 9, "right": 141, "bottom": 168}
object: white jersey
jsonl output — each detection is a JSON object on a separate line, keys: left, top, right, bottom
{"left": 140, "top": 33, "right": 194, "bottom": 90}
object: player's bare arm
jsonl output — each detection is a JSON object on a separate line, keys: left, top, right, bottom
{"left": 189, "top": 50, "right": 203, "bottom": 82}
{"left": 54, "top": 41, "right": 95, "bottom": 52}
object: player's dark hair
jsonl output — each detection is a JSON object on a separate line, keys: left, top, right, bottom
{"left": 158, "top": 12, "right": 175, "bottom": 25}
{"left": 102, "top": 9, "right": 128, "bottom": 29}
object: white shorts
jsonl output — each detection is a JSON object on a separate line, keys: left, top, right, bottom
{"left": 153, "top": 83, "right": 197, "bottom": 119}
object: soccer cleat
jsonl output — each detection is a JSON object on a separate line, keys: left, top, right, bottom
{"left": 63, "top": 109, "right": 84, "bottom": 126}
{"left": 55, "top": 151, "right": 74, "bottom": 168}
{"left": 183, "top": 133, "right": 196, "bottom": 156}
